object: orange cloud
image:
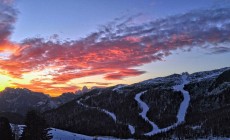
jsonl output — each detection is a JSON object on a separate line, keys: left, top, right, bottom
{"left": 0, "top": 3, "right": 230, "bottom": 95}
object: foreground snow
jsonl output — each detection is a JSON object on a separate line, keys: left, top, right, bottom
{"left": 50, "top": 128, "right": 117, "bottom": 140}
{"left": 134, "top": 91, "right": 160, "bottom": 136}
{"left": 16, "top": 125, "right": 117, "bottom": 140}
{"left": 50, "top": 128, "right": 97, "bottom": 140}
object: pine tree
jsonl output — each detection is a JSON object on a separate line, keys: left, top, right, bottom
{"left": 20, "top": 110, "right": 52, "bottom": 140}
{"left": 0, "top": 117, "right": 13, "bottom": 140}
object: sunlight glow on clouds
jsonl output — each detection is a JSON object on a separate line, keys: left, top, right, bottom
{"left": 0, "top": 0, "right": 230, "bottom": 96}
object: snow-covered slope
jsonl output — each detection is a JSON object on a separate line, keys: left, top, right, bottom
{"left": 189, "top": 67, "right": 230, "bottom": 82}
{"left": 173, "top": 73, "right": 190, "bottom": 123}
{"left": 15, "top": 125, "right": 117, "bottom": 140}
{"left": 50, "top": 128, "right": 116, "bottom": 140}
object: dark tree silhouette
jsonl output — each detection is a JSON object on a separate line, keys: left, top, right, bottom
{"left": 0, "top": 117, "right": 13, "bottom": 140}
{"left": 20, "top": 110, "right": 52, "bottom": 140}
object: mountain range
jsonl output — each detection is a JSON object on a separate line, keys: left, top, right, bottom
{"left": 0, "top": 67, "right": 230, "bottom": 139}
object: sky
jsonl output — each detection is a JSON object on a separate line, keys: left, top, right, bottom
{"left": 0, "top": 0, "right": 230, "bottom": 96}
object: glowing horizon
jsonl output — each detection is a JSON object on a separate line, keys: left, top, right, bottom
{"left": 0, "top": 0, "right": 230, "bottom": 96}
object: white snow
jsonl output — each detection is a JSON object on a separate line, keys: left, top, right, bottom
{"left": 154, "top": 73, "right": 191, "bottom": 134}
{"left": 173, "top": 73, "right": 190, "bottom": 123}
{"left": 101, "top": 109, "right": 117, "bottom": 122}
{"left": 134, "top": 91, "right": 160, "bottom": 136}
{"left": 197, "top": 136, "right": 230, "bottom": 140}
{"left": 112, "top": 84, "right": 126, "bottom": 92}
{"left": 196, "top": 72, "right": 221, "bottom": 82}
{"left": 191, "top": 67, "right": 230, "bottom": 82}
{"left": 50, "top": 128, "right": 115, "bottom": 140}
{"left": 15, "top": 125, "right": 118, "bottom": 140}
{"left": 128, "top": 125, "right": 135, "bottom": 135}
{"left": 49, "top": 128, "right": 94, "bottom": 140}
{"left": 191, "top": 125, "right": 201, "bottom": 130}
{"left": 156, "top": 73, "right": 191, "bottom": 134}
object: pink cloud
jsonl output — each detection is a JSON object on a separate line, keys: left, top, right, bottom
{"left": 0, "top": 5, "right": 230, "bottom": 95}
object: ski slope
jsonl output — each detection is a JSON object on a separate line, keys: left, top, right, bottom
{"left": 134, "top": 73, "right": 191, "bottom": 136}
{"left": 134, "top": 91, "right": 160, "bottom": 136}
{"left": 173, "top": 73, "right": 190, "bottom": 123}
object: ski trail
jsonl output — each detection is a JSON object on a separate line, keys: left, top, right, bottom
{"left": 77, "top": 99, "right": 117, "bottom": 122}
{"left": 135, "top": 73, "right": 191, "bottom": 136}
{"left": 155, "top": 73, "right": 191, "bottom": 134}
{"left": 101, "top": 109, "right": 117, "bottom": 122}
{"left": 134, "top": 91, "right": 160, "bottom": 136}
{"left": 77, "top": 97, "right": 136, "bottom": 135}
{"left": 128, "top": 125, "right": 135, "bottom": 135}
{"left": 173, "top": 73, "right": 190, "bottom": 123}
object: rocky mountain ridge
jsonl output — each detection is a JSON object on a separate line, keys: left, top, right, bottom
{"left": 0, "top": 86, "right": 91, "bottom": 115}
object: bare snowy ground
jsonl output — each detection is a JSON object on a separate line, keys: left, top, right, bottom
{"left": 15, "top": 125, "right": 118, "bottom": 140}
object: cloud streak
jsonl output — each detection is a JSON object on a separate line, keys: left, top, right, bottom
{"left": 0, "top": 0, "right": 17, "bottom": 48}
{"left": 0, "top": 4, "right": 230, "bottom": 94}
{"left": 79, "top": 82, "right": 112, "bottom": 86}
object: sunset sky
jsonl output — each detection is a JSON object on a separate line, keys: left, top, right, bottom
{"left": 0, "top": 0, "right": 230, "bottom": 96}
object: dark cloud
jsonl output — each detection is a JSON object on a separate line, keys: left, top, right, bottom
{"left": 209, "top": 46, "right": 230, "bottom": 54}
{"left": 0, "top": 0, "right": 17, "bottom": 43}
{"left": 79, "top": 82, "right": 112, "bottom": 86}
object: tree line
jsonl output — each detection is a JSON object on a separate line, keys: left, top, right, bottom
{"left": 0, "top": 110, "right": 52, "bottom": 140}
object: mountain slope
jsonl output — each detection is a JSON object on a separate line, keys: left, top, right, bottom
{"left": 43, "top": 67, "right": 230, "bottom": 139}
{"left": 1, "top": 67, "right": 229, "bottom": 139}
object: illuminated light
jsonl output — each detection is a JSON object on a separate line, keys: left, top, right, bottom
{"left": 0, "top": 74, "right": 11, "bottom": 91}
